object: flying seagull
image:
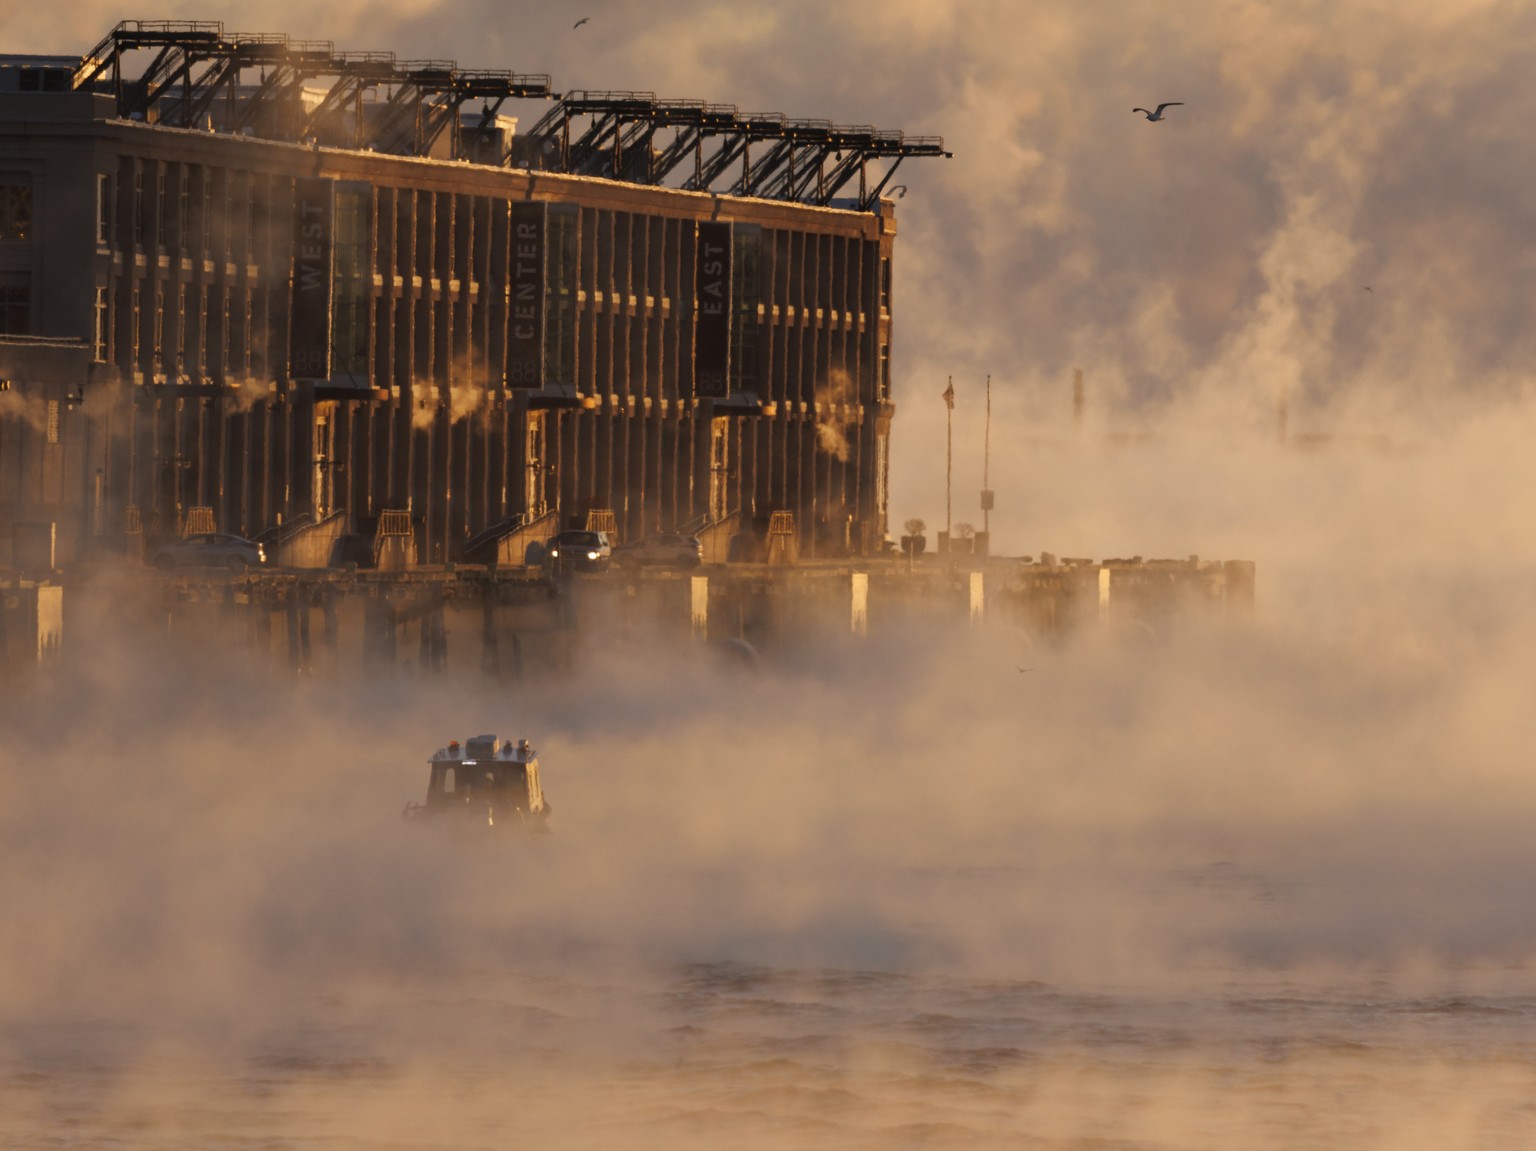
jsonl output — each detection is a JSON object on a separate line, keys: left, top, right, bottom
{"left": 1132, "top": 102, "right": 1183, "bottom": 121}
{"left": 573, "top": 16, "right": 590, "bottom": 28}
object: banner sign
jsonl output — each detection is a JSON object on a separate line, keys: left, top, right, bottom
{"left": 507, "top": 200, "right": 547, "bottom": 388}
{"left": 694, "top": 220, "right": 732, "bottom": 398}
{"left": 289, "top": 177, "right": 334, "bottom": 380}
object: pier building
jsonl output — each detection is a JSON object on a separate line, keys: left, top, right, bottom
{"left": 0, "top": 21, "right": 949, "bottom": 571}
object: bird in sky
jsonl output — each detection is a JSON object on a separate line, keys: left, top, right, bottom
{"left": 573, "top": 16, "right": 590, "bottom": 28}
{"left": 1132, "top": 102, "right": 1183, "bottom": 121}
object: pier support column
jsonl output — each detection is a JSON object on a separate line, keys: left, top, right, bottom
{"left": 1, "top": 584, "right": 63, "bottom": 671}
{"left": 690, "top": 575, "right": 709, "bottom": 642}
{"left": 481, "top": 587, "right": 501, "bottom": 679}
{"left": 254, "top": 597, "right": 273, "bottom": 658}
{"left": 36, "top": 585, "right": 63, "bottom": 665}
{"left": 1223, "top": 560, "right": 1256, "bottom": 616}
{"left": 286, "top": 599, "right": 312, "bottom": 674}
{"left": 321, "top": 591, "right": 339, "bottom": 658}
{"left": 418, "top": 608, "right": 447, "bottom": 675}
{"left": 364, "top": 597, "right": 397, "bottom": 669}
{"left": 851, "top": 571, "right": 869, "bottom": 638}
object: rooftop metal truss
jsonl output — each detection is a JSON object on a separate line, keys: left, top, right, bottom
{"left": 73, "top": 20, "right": 553, "bottom": 159}
{"left": 530, "top": 92, "right": 950, "bottom": 209}
{"left": 71, "top": 20, "right": 948, "bottom": 209}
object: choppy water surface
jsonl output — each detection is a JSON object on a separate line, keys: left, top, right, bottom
{"left": 8, "top": 952, "right": 1536, "bottom": 1148}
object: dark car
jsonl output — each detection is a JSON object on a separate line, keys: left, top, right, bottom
{"left": 612, "top": 532, "right": 702, "bottom": 570}
{"left": 328, "top": 533, "right": 376, "bottom": 569}
{"left": 546, "top": 529, "right": 613, "bottom": 571}
{"left": 148, "top": 532, "right": 266, "bottom": 571}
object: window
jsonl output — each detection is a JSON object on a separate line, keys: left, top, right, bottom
{"left": 332, "top": 187, "right": 372, "bottom": 378}
{"left": 153, "top": 289, "right": 164, "bottom": 364}
{"left": 176, "top": 284, "right": 188, "bottom": 373}
{"left": 544, "top": 204, "right": 579, "bottom": 387}
{"left": 132, "top": 167, "right": 144, "bottom": 246}
{"left": 879, "top": 343, "right": 890, "bottom": 399}
{"left": 198, "top": 286, "right": 210, "bottom": 373}
{"left": 0, "top": 284, "right": 29, "bottom": 334}
{"left": 731, "top": 225, "right": 762, "bottom": 394}
{"left": 154, "top": 171, "right": 166, "bottom": 246}
{"left": 879, "top": 257, "right": 891, "bottom": 314}
{"left": 0, "top": 181, "right": 32, "bottom": 241}
{"left": 238, "top": 289, "right": 252, "bottom": 374}
{"left": 177, "top": 169, "right": 189, "bottom": 247}
{"left": 93, "top": 286, "right": 109, "bottom": 361}
{"left": 46, "top": 400, "right": 60, "bottom": 445}
{"left": 130, "top": 286, "right": 141, "bottom": 363}
{"left": 244, "top": 181, "right": 256, "bottom": 259}
{"left": 96, "top": 174, "right": 111, "bottom": 246}
{"left": 223, "top": 178, "right": 236, "bottom": 259}
{"left": 200, "top": 176, "right": 211, "bottom": 254}
{"left": 20, "top": 68, "right": 68, "bottom": 92}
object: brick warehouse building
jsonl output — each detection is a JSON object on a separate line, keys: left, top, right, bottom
{"left": 0, "top": 21, "right": 947, "bottom": 571}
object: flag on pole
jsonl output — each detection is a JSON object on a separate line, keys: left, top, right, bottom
{"left": 942, "top": 379, "right": 955, "bottom": 410}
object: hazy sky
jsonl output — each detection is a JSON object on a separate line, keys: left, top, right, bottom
{"left": 7, "top": 0, "right": 1535, "bottom": 552}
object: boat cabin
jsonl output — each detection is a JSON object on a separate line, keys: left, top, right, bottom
{"left": 406, "top": 733, "right": 550, "bottom": 831}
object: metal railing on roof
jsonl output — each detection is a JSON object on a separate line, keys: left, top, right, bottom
{"left": 69, "top": 19, "right": 947, "bottom": 209}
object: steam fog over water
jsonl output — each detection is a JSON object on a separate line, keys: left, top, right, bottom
{"left": 11, "top": 0, "right": 1536, "bottom": 1143}
{"left": 10, "top": 419, "right": 1536, "bottom": 1147}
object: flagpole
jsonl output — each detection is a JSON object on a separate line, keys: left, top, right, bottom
{"left": 945, "top": 376, "right": 953, "bottom": 552}
{"left": 982, "top": 374, "right": 991, "bottom": 541}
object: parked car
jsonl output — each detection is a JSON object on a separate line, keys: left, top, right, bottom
{"left": 545, "top": 529, "right": 612, "bottom": 571}
{"left": 612, "top": 532, "right": 703, "bottom": 570}
{"left": 328, "top": 533, "right": 376, "bottom": 569}
{"left": 149, "top": 532, "right": 267, "bottom": 571}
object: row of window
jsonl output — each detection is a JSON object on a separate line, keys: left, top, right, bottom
{"left": 97, "top": 165, "right": 262, "bottom": 259}
{"left": 14, "top": 67, "right": 70, "bottom": 92}
{"left": 94, "top": 280, "right": 256, "bottom": 379}
{"left": 90, "top": 162, "right": 891, "bottom": 396}
{"left": 94, "top": 164, "right": 889, "bottom": 320}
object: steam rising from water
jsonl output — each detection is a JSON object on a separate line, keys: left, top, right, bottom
{"left": 9, "top": 2, "right": 1536, "bottom": 1142}
{"left": 8, "top": 420, "right": 1536, "bottom": 1143}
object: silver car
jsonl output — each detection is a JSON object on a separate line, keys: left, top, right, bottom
{"left": 149, "top": 532, "right": 266, "bottom": 571}
{"left": 612, "top": 532, "right": 703, "bottom": 570}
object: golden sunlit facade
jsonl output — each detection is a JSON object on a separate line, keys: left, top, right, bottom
{"left": 0, "top": 23, "right": 948, "bottom": 569}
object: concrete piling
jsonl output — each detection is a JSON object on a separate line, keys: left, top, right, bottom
{"left": 18, "top": 554, "right": 1256, "bottom": 680}
{"left": 690, "top": 575, "right": 709, "bottom": 641}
